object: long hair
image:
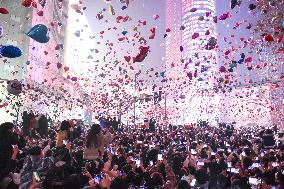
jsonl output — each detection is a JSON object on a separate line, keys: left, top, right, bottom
{"left": 0, "top": 122, "right": 14, "bottom": 137}
{"left": 86, "top": 124, "right": 101, "bottom": 148}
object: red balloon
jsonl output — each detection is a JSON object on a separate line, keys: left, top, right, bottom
{"left": 22, "top": 0, "right": 33, "bottom": 7}
{"left": 219, "top": 66, "right": 227, "bottom": 73}
{"left": 245, "top": 57, "right": 252, "bottom": 63}
{"left": 264, "top": 34, "right": 274, "bottom": 42}
{"left": 37, "top": 10, "right": 43, "bottom": 16}
{"left": 0, "top": 7, "right": 9, "bottom": 14}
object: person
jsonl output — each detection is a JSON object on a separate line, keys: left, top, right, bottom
{"left": 112, "top": 117, "right": 119, "bottom": 132}
{"left": 277, "top": 129, "right": 284, "bottom": 145}
{"left": 262, "top": 128, "right": 275, "bottom": 148}
{"left": 56, "top": 120, "right": 71, "bottom": 148}
{"left": 37, "top": 115, "right": 49, "bottom": 137}
{"left": 0, "top": 122, "right": 19, "bottom": 189}
{"left": 84, "top": 124, "right": 112, "bottom": 160}
{"left": 43, "top": 147, "right": 77, "bottom": 189}
{"left": 19, "top": 145, "right": 53, "bottom": 189}
{"left": 22, "top": 111, "right": 30, "bottom": 136}
{"left": 149, "top": 118, "right": 156, "bottom": 132}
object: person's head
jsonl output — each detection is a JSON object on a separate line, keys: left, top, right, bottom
{"left": 62, "top": 174, "right": 88, "bottom": 189}
{"left": 55, "top": 148, "right": 71, "bottom": 163}
{"left": 0, "top": 122, "right": 14, "bottom": 136}
{"left": 110, "top": 177, "right": 128, "bottom": 189}
{"left": 29, "top": 146, "right": 42, "bottom": 157}
{"left": 60, "top": 120, "right": 70, "bottom": 131}
{"left": 86, "top": 124, "right": 101, "bottom": 148}
{"left": 177, "top": 180, "right": 190, "bottom": 189}
{"left": 151, "top": 172, "right": 164, "bottom": 187}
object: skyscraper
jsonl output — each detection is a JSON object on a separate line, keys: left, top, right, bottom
{"left": 182, "top": 0, "right": 217, "bottom": 86}
{"left": 165, "top": 0, "right": 183, "bottom": 123}
{"left": 165, "top": 0, "right": 218, "bottom": 124}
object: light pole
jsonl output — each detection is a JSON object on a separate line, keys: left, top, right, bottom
{"left": 133, "top": 74, "right": 138, "bottom": 130}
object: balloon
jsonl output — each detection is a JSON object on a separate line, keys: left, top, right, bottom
{"left": 7, "top": 80, "right": 22, "bottom": 95}
{"left": 205, "top": 37, "right": 217, "bottom": 50}
{"left": 133, "top": 46, "right": 150, "bottom": 63}
{"left": 26, "top": 24, "right": 50, "bottom": 43}
{"left": 219, "top": 66, "right": 227, "bottom": 73}
{"left": 122, "top": 30, "right": 127, "bottom": 35}
{"left": 231, "top": 0, "right": 241, "bottom": 9}
{"left": 230, "top": 0, "right": 238, "bottom": 9}
{"left": 190, "top": 8, "right": 197, "bottom": 12}
{"left": 153, "top": 14, "right": 159, "bottom": 20}
{"left": 192, "top": 33, "right": 199, "bottom": 39}
{"left": 109, "top": 5, "right": 115, "bottom": 15}
{"left": 0, "top": 45, "right": 22, "bottom": 58}
{"left": 264, "top": 34, "right": 274, "bottom": 42}
{"left": 149, "top": 28, "right": 156, "bottom": 39}
{"left": 219, "top": 13, "right": 230, "bottom": 21}
{"left": 39, "top": 0, "right": 46, "bottom": 8}
{"left": 0, "top": 7, "right": 9, "bottom": 14}
{"left": 0, "top": 24, "right": 3, "bottom": 38}
{"left": 22, "top": 0, "right": 33, "bottom": 7}
{"left": 248, "top": 4, "right": 256, "bottom": 11}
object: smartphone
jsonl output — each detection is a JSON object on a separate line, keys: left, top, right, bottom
{"left": 249, "top": 177, "right": 261, "bottom": 185}
{"left": 33, "top": 171, "right": 41, "bottom": 182}
{"left": 228, "top": 162, "right": 232, "bottom": 168}
{"left": 149, "top": 161, "right": 153, "bottom": 166}
{"left": 261, "top": 152, "right": 264, "bottom": 157}
{"left": 191, "top": 149, "right": 197, "bottom": 155}
{"left": 94, "top": 175, "right": 101, "bottom": 184}
{"left": 136, "top": 160, "right": 140, "bottom": 167}
{"left": 211, "top": 152, "right": 216, "bottom": 156}
{"left": 232, "top": 168, "right": 239, "bottom": 173}
{"left": 158, "top": 154, "right": 163, "bottom": 161}
{"left": 197, "top": 161, "right": 204, "bottom": 166}
{"left": 252, "top": 163, "right": 261, "bottom": 168}
{"left": 190, "top": 179, "right": 196, "bottom": 187}
{"left": 272, "top": 162, "right": 279, "bottom": 167}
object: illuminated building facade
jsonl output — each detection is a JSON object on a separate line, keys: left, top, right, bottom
{"left": 24, "top": 0, "right": 87, "bottom": 120}
{"left": 165, "top": 0, "right": 183, "bottom": 123}
{"left": 182, "top": 0, "right": 217, "bottom": 86}
{"left": 0, "top": 0, "right": 33, "bottom": 123}
{"left": 0, "top": 0, "right": 32, "bottom": 81}
{"left": 27, "top": 0, "right": 68, "bottom": 84}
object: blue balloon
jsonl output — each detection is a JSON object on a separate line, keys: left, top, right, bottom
{"left": 122, "top": 30, "right": 127, "bottom": 35}
{"left": 238, "top": 58, "right": 244, "bottom": 64}
{"left": 0, "top": 45, "right": 22, "bottom": 58}
{"left": 26, "top": 24, "right": 50, "bottom": 43}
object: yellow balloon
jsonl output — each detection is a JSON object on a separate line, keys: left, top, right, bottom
{"left": 109, "top": 5, "right": 115, "bottom": 15}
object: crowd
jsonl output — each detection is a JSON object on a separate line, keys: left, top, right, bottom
{"left": 0, "top": 117, "right": 284, "bottom": 189}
